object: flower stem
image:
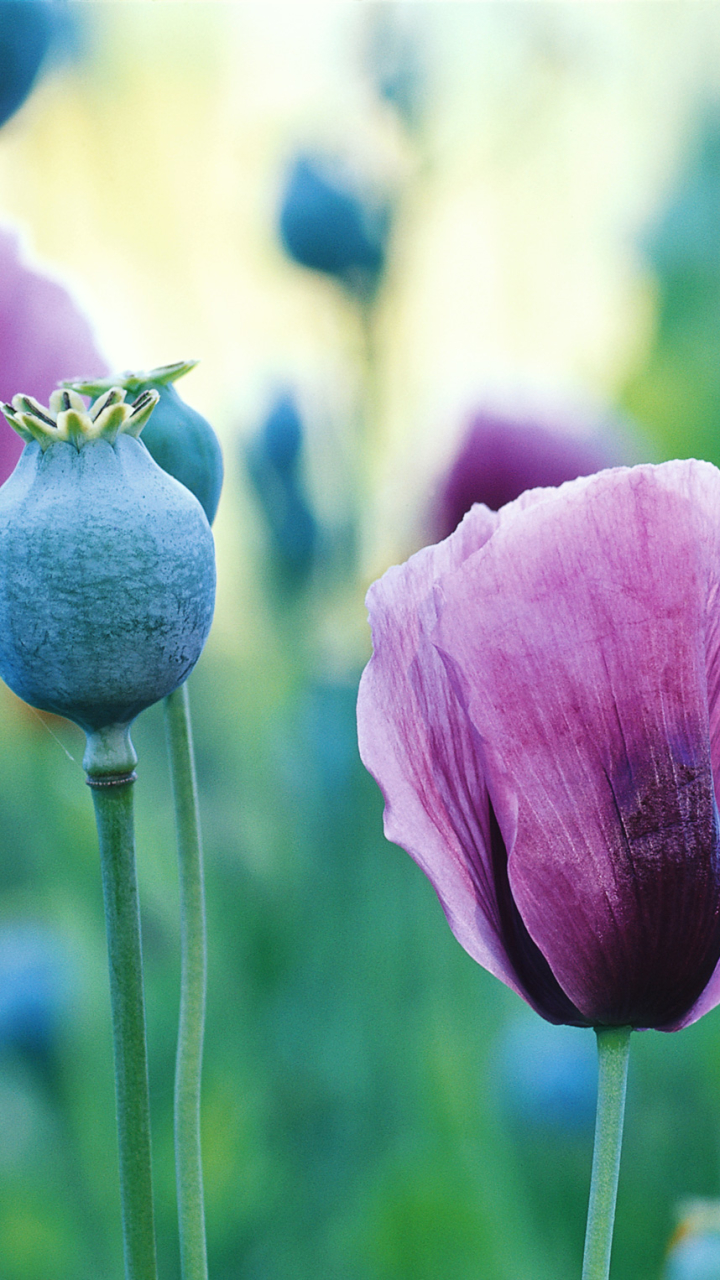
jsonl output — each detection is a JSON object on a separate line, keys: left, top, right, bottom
{"left": 164, "top": 682, "right": 208, "bottom": 1280}
{"left": 85, "top": 727, "right": 158, "bottom": 1280}
{"left": 581, "top": 1025, "right": 632, "bottom": 1280}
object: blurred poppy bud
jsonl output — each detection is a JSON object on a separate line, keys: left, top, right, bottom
{"left": 363, "top": 6, "right": 426, "bottom": 131}
{"left": 0, "top": 924, "right": 70, "bottom": 1065}
{"left": 435, "top": 411, "right": 613, "bottom": 539}
{"left": 0, "top": 0, "right": 58, "bottom": 130}
{"left": 0, "top": 385, "right": 215, "bottom": 774}
{"left": 67, "top": 361, "right": 223, "bottom": 526}
{"left": 245, "top": 391, "right": 317, "bottom": 588}
{"left": 278, "top": 153, "right": 390, "bottom": 296}
{"left": 495, "top": 1017, "right": 596, "bottom": 1133}
{"left": 0, "top": 229, "right": 107, "bottom": 484}
{"left": 666, "top": 1202, "right": 720, "bottom": 1280}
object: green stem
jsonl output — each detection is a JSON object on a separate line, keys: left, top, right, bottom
{"left": 85, "top": 725, "right": 158, "bottom": 1280}
{"left": 581, "top": 1026, "right": 632, "bottom": 1280}
{"left": 164, "top": 682, "right": 208, "bottom": 1280}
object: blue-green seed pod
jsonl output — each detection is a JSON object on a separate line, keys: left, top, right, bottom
{"left": 67, "top": 362, "right": 224, "bottom": 525}
{"left": 0, "top": 387, "right": 215, "bottom": 770}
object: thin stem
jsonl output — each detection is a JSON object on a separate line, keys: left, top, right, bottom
{"left": 87, "top": 739, "right": 158, "bottom": 1280}
{"left": 581, "top": 1026, "right": 632, "bottom": 1280}
{"left": 164, "top": 682, "right": 208, "bottom": 1280}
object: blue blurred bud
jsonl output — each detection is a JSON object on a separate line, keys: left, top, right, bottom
{"left": 0, "top": 924, "right": 69, "bottom": 1060}
{"left": 666, "top": 1203, "right": 720, "bottom": 1280}
{"left": 363, "top": 7, "right": 425, "bottom": 131}
{"left": 245, "top": 392, "right": 318, "bottom": 587}
{"left": 495, "top": 1016, "right": 597, "bottom": 1134}
{"left": 0, "top": 1, "right": 58, "bottom": 130}
{"left": 278, "top": 154, "right": 390, "bottom": 295}
{"left": 645, "top": 111, "right": 720, "bottom": 280}
{"left": 666, "top": 1235, "right": 720, "bottom": 1280}
{"left": 260, "top": 390, "right": 302, "bottom": 473}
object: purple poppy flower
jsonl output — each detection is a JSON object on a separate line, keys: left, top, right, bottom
{"left": 0, "top": 229, "right": 107, "bottom": 483}
{"left": 435, "top": 412, "right": 614, "bottom": 540}
{"left": 358, "top": 460, "right": 720, "bottom": 1031}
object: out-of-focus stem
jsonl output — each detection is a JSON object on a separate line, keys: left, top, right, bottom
{"left": 164, "top": 682, "right": 208, "bottom": 1280}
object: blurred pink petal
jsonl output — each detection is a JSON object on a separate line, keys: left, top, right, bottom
{"left": 0, "top": 230, "right": 107, "bottom": 483}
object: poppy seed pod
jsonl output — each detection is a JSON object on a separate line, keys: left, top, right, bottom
{"left": 0, "top": 386, "right": 216, "bottom": 774}
{"left": 67, "top": 361, "right": 224, "bottom": 525}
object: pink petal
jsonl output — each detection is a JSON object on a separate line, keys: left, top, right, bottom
{"left": 358, "top": 501, "right": 584, "bottom": 1021}
{"left": 435, "top": 461, "right": 720, "bottom": 1029}
{"left": 0, "top": 230, "right": 107, "bottom": 483}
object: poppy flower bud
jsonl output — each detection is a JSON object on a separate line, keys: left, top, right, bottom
{"left": 0, "top": 924, "right": 71, "bottom": 1066}
{"left": 665, "top": 1203, "right": 720, "bottom": 1280}
{"left": 0, "top": 0, "right": 56, "bottom": 131}
{"left": 66, "top": 361, "right": 224, "bottom": 525}
{"left": 0, "top": 386, "right": 216, "bottom": 776}
{"left": 495, "top": 1017, "right": 596, "bottom": 1133}
{"left": 278, "top": 153, "right": 390, "bottom": 296}
{"left": 363, "top": 6, "right": 426, "bottom": 131}
{"left": 245, "top": 391, "right": 317, "bottom": 587}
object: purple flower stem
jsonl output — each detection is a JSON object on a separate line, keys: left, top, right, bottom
{"left": 581, "top": 1026, "right": 632, "bottom": 1280}
{"left": 164, "top": 682, "right": 208, "bottom": 1280}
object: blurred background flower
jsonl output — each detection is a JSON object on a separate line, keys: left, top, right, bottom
{"left": 0, "top": 0, "right": 61, "bottom": 132}
{"left": 0, "top": 229, "right": 106, "bottom": 483}
{"left": 665, "top": 1202, "right": 720, "bottom": 1280}
{"left": 0, "top": 924, "right": 72, "bottom": 1074}
{"left": 494, "top": 1016, "right": 597, "bottom": 1135}
{"left": 433, "top": 409, "right": 616, "bottom": 539}
{"left": 244, "top": 390, "right": 318, "bottom": 592}
{"left": 278, "top": 152, "right": 391, "bottom": 301}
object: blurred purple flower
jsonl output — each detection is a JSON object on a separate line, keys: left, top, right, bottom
{"left": 436, "top": 412, "right": 613, "bottom": 540}
{"left": 0, "top": 229, "right": 107, "bottom": 483}
{"left": 358, "top": 460, "right": 720, "bottom": 1031}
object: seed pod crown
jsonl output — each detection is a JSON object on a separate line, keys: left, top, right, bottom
{"left": 3, "top": 386, "right": 158, "bottom": 451}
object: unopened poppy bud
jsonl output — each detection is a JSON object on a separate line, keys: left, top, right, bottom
{"left": 0, "top": 0, "right": 57, "bottom": 131}
{"left": 666, "top": 1202, "right": 720, "bottom": 1280}
{"left": 66, "top": 361, "right": 224, "bottom": 525}
{"left": 245, "top": 391, "right": 317, "bottom": 586}
{"left": 278, "top": 153, "right": 390, "bottom": 296}
{"left": 0, "top": 385, "right": 216, "bottom": 777}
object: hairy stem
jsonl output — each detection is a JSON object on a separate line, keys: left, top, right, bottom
{"left": 164, "top": 682, "right": 208, "bottom": 1280}
{"left": 581, "top": 1025, "right": 632, "bottom": 1280}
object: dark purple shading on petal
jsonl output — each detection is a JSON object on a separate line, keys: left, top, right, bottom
{"left": 435, "top": 462, "right": 720, "bottom": 1030}
{"left": 435, "top": 413, "right": 613, "bottom": 540}
{"left": 0, "top": 230, "right": 107, "bottom": 483}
